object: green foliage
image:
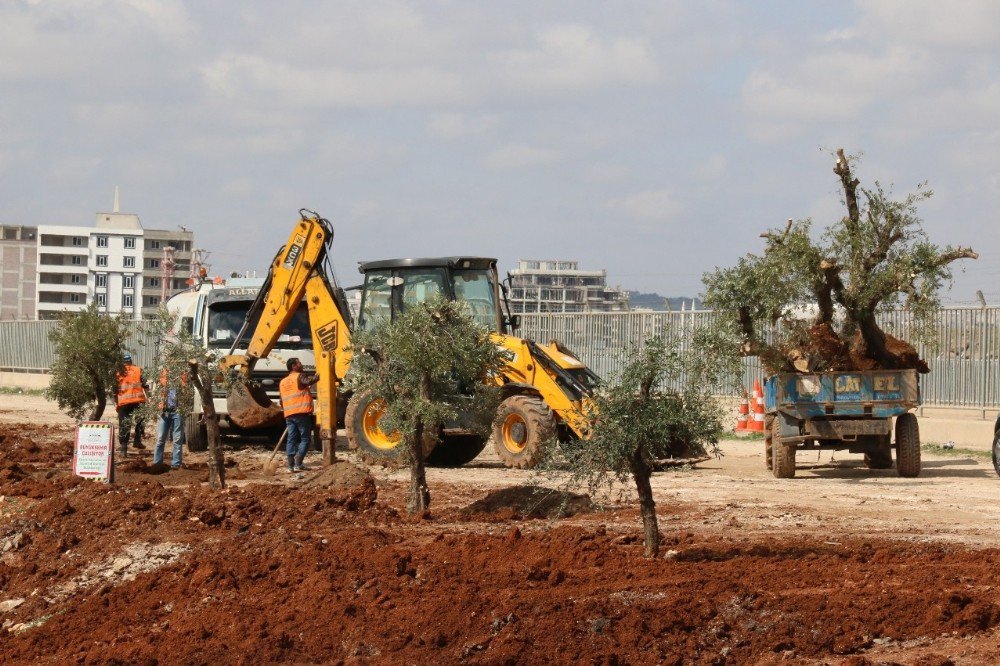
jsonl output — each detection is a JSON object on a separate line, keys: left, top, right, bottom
{"left": 556, "top": 332, "right": 731, "bottom": 494}
{"left": 344, "top": 298, "right": 511, "bottom": 452}
{"left": 46, "top": 303, "right": 132, "bottom": 421}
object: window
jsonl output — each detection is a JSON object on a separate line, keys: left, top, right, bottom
{"left": 70, "top": 274, "right": 82, "bottom": 284}
{"left": 96, "top": 255, "right": 108, "bottom": 267}
{"left": 123, "top": 256, "right": 135, "bottom": 268}
{"left": 123, "top": 294, "right": 133, "bottom": 308}
{"left": 72, "top": 236, "right": 83, "bottom": 246}
{"left": 96, "top": 293, "right": 106, "bottom": 306}
{"left": 151, "top": 240, "right": 161, "bottom": 250}
{"left": 147, "top": 296, "right": 159, "bottom": 306}
{"left": 71, "top": 256, "right": 83, "bottom": 265}
{"left": 123, "top": 275, "right": 133, "bottom": 289}
{"left": 124, "top": 237, "right": 136, "bottom": 249}
{"left": 95, "top": 274, "right": 107, "bottom": 288}
{"left": 149, "top": 277, "right": 160, "bottom": 287}
{"left": 96, "top": 236, "right": 108, "bottom": 248}
{"left": 70, "top": 293, "right": 81, "bottom": 303}
{"left": 149, "top": 259, "right": 160, "bottom": 269}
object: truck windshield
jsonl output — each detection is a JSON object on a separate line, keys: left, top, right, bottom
{"left": 207, "top": 302, "right": 312, "bottom": 349}
{"left": 453, "top": 269, "right": 498, "bottom": 330}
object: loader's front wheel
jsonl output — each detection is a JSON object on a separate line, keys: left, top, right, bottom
{"left": 346, "top": 393, "right": 435, "bottom": 467}
{"left": 493, "top": 395, "right": 556, "bottom": 469}
{"left": 895, "top": 412, "right": 921, "bottom": 478}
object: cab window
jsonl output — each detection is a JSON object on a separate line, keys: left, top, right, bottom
{"left": 453, "top": 269, "right": 498, "bottom": 330}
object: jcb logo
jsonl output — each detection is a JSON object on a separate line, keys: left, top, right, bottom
{"left": 317, "top": 321, "right": 338, "bottom": 352}
{"left": 835, "top": 375, "right": 861, "bottom": 393}
{"left": 282, "top": 234, "right": 306, "bottom": 269}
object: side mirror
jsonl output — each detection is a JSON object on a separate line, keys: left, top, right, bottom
{"left": 507, "top": 314, "right": 521, "bottom": 331}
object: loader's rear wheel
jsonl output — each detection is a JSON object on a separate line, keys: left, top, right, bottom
{"left": 771, "top": 415, "right": 796, "bottom": 479}
{"left": 895, "top": 413, "right": 921, "bottom": 478}
{"left": 185, "top": 415, "right": 207, "bottom": 452}
{"left": 864, "top": 434, "right": 894, "bottom": 469}
{"left": 764, "top": 414, "right": 774, "bottom": 471}
{"left": 426, "top": 434, "right": 488, "bottom": 467}
{"left": 992, "top": 430, "right": 1000, "bottom": 478}
{"left": 346, "top": 393, "right": 435, "bottom": 466}
{"left": 493, "top": 395, "right": 556, "bottom": 469}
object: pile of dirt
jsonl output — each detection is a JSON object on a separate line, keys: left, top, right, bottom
{"left": 458, "top": 485, "right": 596, "bottom": 520}
{"left": 781, "top": 323, "right": 929, "bottom": 373}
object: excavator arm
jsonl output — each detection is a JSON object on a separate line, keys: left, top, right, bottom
{"left": 223, "top": 211, "right": 353, "bottom": 458}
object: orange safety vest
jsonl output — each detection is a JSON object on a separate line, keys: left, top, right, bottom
{"left": 117, "top": 364, "right": 146, "bottom": 407}
{"left": 279, "top": 371, "right": 313, "bottom": 417}
{"left": 157, "top": 369, "right": 188, "bottom": 410}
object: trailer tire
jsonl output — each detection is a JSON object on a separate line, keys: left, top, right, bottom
{"left": 185, "top": 416, "right": 207, "bottom": 452}
{"left": 426, "top": 434, "right": 488, "bottom": 467}
{"left": 493, "top": 395, "right": 556, "bottom": 469}
{"left": 771, "top": 416, "right": 796, "bottom": 479}
{"left": 346, "top": 393, "right": 435, "bottom": 467}
{"left": 864, "top": 435, "right": 894, "bottom": 469}
{"left": 764, "top": 414, "right": 774, "bottom": 471}
{"left": 993, "top": 430, "right": 1000, "bottom": 478}
{"left": 895, "top": 413, "right": 921, "bottom": 478}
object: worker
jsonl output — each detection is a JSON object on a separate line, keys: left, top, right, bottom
{"left": 115, "top": 352, "right": 148, "bottom": 456}
{"left": 153, "top": 367, "right": 187, "bottom": 469}
{"left": 279, "top": 357, "right": 319, "bottom": 472}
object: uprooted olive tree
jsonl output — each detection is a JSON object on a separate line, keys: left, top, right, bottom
{"left": 703, "top": 149, "right": 978, "bottom": 373}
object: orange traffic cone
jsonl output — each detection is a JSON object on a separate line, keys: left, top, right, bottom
{"left": 735, "top": 390, "right": 749, "bottom": 431}
{"left": 748, "top": 379, "right": 765, "bottom": 432}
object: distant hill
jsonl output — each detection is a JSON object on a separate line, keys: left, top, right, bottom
{"left": 627, "top": 291, "right": 703, "bottom": 311}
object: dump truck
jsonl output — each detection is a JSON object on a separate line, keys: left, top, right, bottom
{"left": 222, "top": 210, "right": 598, "bottom": 468}
{"left": 764, "top": 368, "right": 922, "bottom": 478}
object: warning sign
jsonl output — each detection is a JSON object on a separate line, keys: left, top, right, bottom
{"left": 73, "top": 422, "right": 115, "bottom": 483}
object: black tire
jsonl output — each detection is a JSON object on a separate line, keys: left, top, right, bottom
{"left": 764, "top": 414, "right": 774, "bottom": 471}
{"left": 771, "top": 414, "right": 796, "bottom": 479}
{"left": 864, "top": 434, "right": 894, "bottom": 469}
{"left": 992, "top": 430, "right": 1000, "bottom": 478}
{"left": 895, "top": 412, "right": 921, "bottom": 478}
{"left": 345, "top": 393, "right": 435, "bottom": 467}
{"left": 492, "top": 395, "right": 556, "bottom": 469}
{"left": 185, "top": 415, "right": 207, "bottom": 452}
{"left": 426, "top": 434, "right": 488, "bottom": 467}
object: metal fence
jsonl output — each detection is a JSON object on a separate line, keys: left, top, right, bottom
{"left": 2, "top": 307, "right": 998, "bottom": 409}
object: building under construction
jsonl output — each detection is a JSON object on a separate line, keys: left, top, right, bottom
{"left": 506, "top": 259, "right": 630, "bottom": 313}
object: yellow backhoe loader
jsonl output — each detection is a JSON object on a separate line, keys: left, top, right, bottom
{"left": 224, "top": 211, "right": 599, "bottom": 469}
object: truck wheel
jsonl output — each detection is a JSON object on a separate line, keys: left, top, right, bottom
{"left": 346, "top": 393, "right": 435, "bottom": 466}
{"left": 771, "top": 415, "right": 796, "bottom": 479}
{"left": 493, "top": 395, "right": 556, "bottom": 469}
{"left": 864, "top": 434, "right": 894, "bottom": 469}
{"left": 764, "top": 414, "right": 774, "bottom": 471}
{"left": 993, "top": 430, "right": 1000, "bottom": 478}
{"left": 895, "top": 412, "right": 921, "bottom": 478}
{"left": 185, "top": 416, "right": 207, "bottom": 452}
{"left": 426, "top": 434, "right": 488, "bottom": 467}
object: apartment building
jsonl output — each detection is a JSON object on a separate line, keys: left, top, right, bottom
{"left": 0, "top": 225, "right": 38, "bottom": 320}
{"left": 507, "top": 259, "right": 630, "bottom": 313}
{"left": 141, "top": 228, "right": 194, "bottom": 318}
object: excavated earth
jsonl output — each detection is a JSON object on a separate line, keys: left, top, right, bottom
{"left": 2, "top": 396, "right": 1000, "bottom": 664}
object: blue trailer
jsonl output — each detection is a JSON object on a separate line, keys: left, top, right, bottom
{"left": 763, "top": 369, "right": 921, "bottom": 478}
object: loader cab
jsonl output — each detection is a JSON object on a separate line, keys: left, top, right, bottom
{"left": 356, "top": 257, "right": 513, "bottom": 333}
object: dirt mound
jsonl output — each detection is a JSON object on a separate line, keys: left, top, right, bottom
{"left": 459, "top": 485, "right": 596, "bottom": 520}
{"left": 782, "top": 323, "right": 930, "bottom": 373}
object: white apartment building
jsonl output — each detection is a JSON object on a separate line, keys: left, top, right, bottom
{"left": 507, "top": 259, "right": 630, "bottom": 313}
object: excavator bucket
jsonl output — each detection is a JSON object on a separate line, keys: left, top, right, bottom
{"left": 227, "top": 382, "right": 284, "bottom": 429}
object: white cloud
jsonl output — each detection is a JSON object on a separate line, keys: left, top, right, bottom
{"left": 583, "top": 163, "right": 629, "bottom": 183}
{"left": 858, "top": 0, "right": 1000, "bottom": 48}
{"left": 606, "top": 188, "right": 682, "bottom": 222}
{"left": 426, "top": 113, "right": 499, "bottom": 139}
{"left": 482, "top": 144, "right": 560, "bottom": 169}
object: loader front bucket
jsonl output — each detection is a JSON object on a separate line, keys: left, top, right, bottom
{"left": 227, "top": 382, "right": 284, "bottom": 429}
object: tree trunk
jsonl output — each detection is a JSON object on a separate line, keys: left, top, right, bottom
{"left": 856, "top": 313, "right": 897, "bottom": 369}
{"left": 406, "top": 372, "right": 433, "bottom": 516}
{"left": 88, "top": 368, "right": 106, "bottom": 421}
{"left": 189, "top": 360, "right": 226, "bottom": 489}
{"left": 629, "top": 451, "right": 660, "bottom": 558}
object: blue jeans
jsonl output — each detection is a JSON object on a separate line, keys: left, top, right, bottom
{"left": 155, "top": 409, "right": 185, "bottom": 467}
{"left": 286, "top": 414, "right": 313, "bottom": 469}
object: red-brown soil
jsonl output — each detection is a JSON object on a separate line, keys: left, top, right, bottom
{"left": 2, "top": 416, "right": 1000, "bottom": 664}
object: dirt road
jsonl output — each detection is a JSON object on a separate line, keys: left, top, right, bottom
{"left": 2, "top": 394, "right": 999, "bottom": 664}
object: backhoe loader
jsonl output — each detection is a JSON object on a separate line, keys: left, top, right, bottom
{"left": 224, "top": 211, "right": 599, "bottom": 469}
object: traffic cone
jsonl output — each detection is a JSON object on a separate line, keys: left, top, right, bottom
{"left": 748, "top": 379, "right": 765, "bottom": 432}
{"left": 735, "top": 390, "right": 749, "bottom": 432}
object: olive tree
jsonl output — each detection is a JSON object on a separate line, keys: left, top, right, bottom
{"left": 555, "top": 330, "right": 738, "bottom": 558}
{"left": 345, "top": 298, "right": 510, "bottom": 515}
{"left": 46, "top": 303, "right": 132, "bottom": 421}
{"left": 703, "top": 149, "right": 978, "bottom": 372}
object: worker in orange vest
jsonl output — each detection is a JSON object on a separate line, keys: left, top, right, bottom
{"left": 154, "top": 368, "right": 187, "bottom": 469}
{"left": 115, "top": 351, "right": 148, "bottom": 456}
{"left": 279, "top": 357, "right": 319, "bottom": 473}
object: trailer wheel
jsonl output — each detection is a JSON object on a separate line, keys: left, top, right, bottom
{"left": 493, "top": 395, "right": 556, "bottom": 469}
{"left": 895, "top": 413, "right": 921, "bottom": 478}
{"left": 993, "top": 430, "right": 1000, "bottom": 478}
{"left": 426, "top": 434, "right": 488, "bottom": 467}
{"left": 346, "top": 393, "right": 435, "bottom": 467}
{"left": 864, "top": 434, "right": 894, "bottom": 469}
{"left": 764, "top": 414, "right": 774, "bottom": 471}
{"left": 185, "top": 415, "right": 207, "bottom": 452}
{"left": 771, "top": 416, "right": 796, "bottom": 479}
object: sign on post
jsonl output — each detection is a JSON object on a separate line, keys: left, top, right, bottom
{"left": 73, "top": 422, "right": 115, "bottom": 483}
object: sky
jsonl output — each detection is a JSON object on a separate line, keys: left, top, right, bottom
{"left": 1, "top": 0, "right": 997, "bottom": 304}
